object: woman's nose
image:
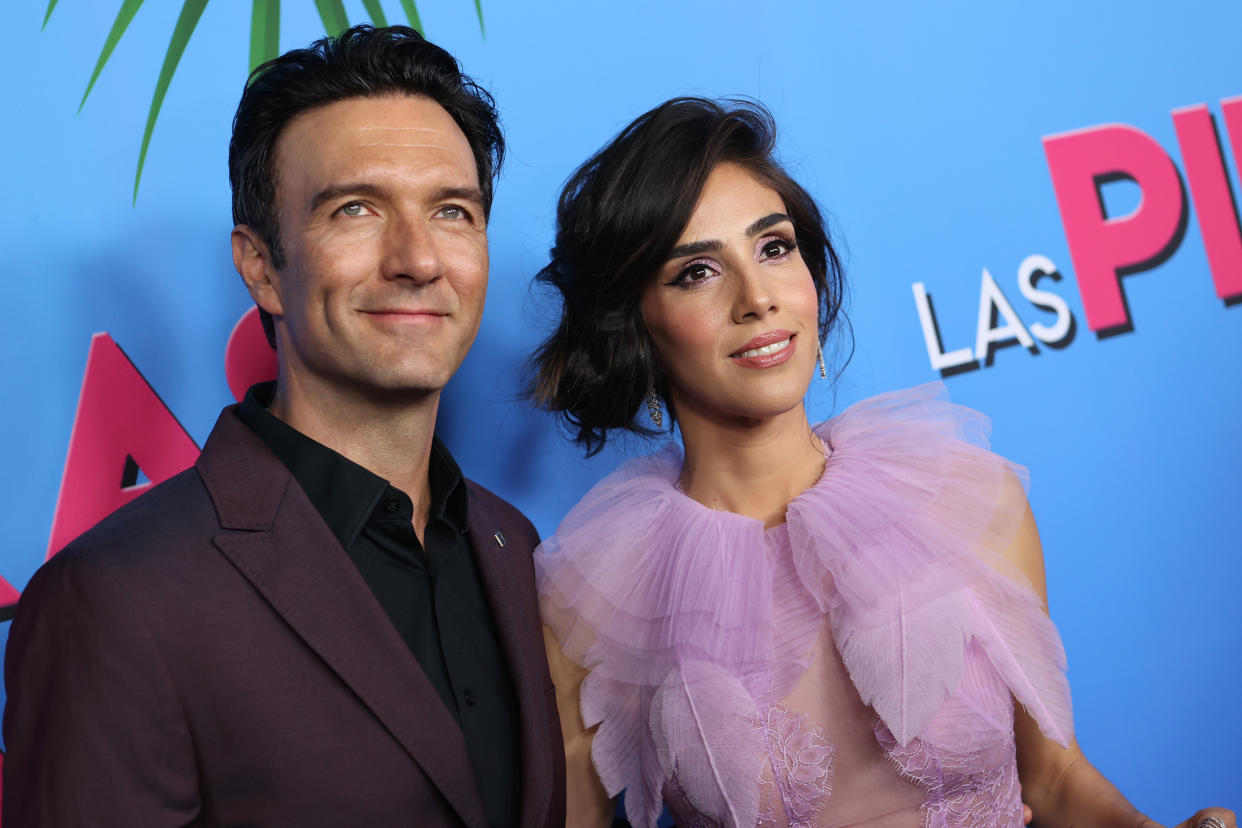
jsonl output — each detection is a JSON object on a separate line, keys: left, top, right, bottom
{"left": 732, "top": 263, "right": 777, "bottom": 323}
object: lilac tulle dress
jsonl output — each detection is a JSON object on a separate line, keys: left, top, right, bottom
{"left": 536, "top": 385, "right": 1074, "bottom": 828}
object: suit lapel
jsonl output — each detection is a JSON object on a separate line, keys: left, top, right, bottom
{"left": 467, "top": 492, "right": 555, "bottom": 828}
{"left": 198, "top": 409, "right": 491, "bottom": 828}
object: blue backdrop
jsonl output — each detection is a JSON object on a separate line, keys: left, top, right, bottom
{"left": 2, "top": 0, "right": 1238, "bottom": 819}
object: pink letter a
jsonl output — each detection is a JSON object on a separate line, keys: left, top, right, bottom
{"left": 45, "top": 333, "right": 200, "bottom": 558}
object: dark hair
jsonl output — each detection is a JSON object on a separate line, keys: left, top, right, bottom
{"left": 529, "top": 97, "right": 847, "bottom": 456}
{"left": 228, "top": 24, "right": 504, "bottom": 346}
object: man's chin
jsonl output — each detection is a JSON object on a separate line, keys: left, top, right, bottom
{"left": 365, "top": 372, "right": 458, "bottom": 403}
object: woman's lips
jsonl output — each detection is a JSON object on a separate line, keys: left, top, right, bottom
{"left": 730, "top": 331, "right": 796, "bottom": 368}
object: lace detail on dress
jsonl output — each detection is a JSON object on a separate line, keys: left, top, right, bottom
{"left": 757, "top": 705, "right": 835, "bottom": 827}
{"left": 875, "top": 720, "right": 1023, "bottom": 828}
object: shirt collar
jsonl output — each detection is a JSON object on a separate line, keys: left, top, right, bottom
{"left": 236, "top": 381, "right": 469, "bottom": 547}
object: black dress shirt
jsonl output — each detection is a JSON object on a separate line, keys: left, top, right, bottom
{"left": 237, "top": 382, "right": 520, "bottom": 828}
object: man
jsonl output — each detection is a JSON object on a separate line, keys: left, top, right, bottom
{"left": 4, "top": 25, "right": 565, "bottom": 827}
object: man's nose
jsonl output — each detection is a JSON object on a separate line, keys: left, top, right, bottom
{"left": 381, "top": 217, "right": 443, "bottom": 283}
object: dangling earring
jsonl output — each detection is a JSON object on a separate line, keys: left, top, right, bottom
{"left": 817, "top": 342, "right": 827, "bottom": 379}
{"left": 645, "top": 387, "right": 663, "bottom": 429}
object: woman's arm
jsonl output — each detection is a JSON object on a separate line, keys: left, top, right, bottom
{"left": 543, "top": 625, "right": 616, "bottom": 828}
{"left": 1005, "top": 497, "right": 1236, "bottom": 828}
{"left": 1015, "top": 704, "right": 1153, "bottom": 826}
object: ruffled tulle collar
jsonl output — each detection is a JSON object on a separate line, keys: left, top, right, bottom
{"left": 536, "top": 384, "right": 1074, "bottom": 828}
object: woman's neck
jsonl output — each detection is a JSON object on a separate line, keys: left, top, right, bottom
{"left": 676, "top": 403, "right": 826, "bottom": 528}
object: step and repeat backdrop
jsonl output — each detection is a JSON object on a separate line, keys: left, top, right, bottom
{"left": 2, "top": 0, "right": 1238, "bottom": 818}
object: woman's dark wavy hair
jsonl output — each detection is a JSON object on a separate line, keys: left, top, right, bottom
{"left": 228, "top": 24, "right": 504, "bottom": 346}
{"left": 529, "top": 97, "right": 847, "bottom": 456}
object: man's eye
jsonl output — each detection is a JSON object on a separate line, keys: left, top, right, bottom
{"left": 439, "top": 205, "right": 466, "bottom": 220}
{"left": 339, "top": 202, "right": 366, "bottom": 217}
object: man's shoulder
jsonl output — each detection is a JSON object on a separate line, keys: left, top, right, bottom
{"left": 53, "top": 465, "right": 219, "bottom": 568}
{"left": 16, "top": 466, "right": 222, "bottom": 629}
{"left": 56, "top": 401, "right": 290, "bottom": 564}
{"left": 463, "top": 478, "right": 539, "bottom": 548}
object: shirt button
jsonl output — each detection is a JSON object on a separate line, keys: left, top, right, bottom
{"left": 464, "top": 689, "right": 477, "bottom": 707}
{"left": 383, "top": 497, "right": 399, "bottom": 513}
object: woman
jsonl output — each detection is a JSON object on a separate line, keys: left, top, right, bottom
{"left": 530, "top": 98, "right": 1232, "bottom": 828}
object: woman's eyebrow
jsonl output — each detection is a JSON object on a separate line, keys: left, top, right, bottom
{"left": 666, "top": 239, "right": 721, "bottom": 260}
{"left": 746, "top": 212, "right": 791, "bottom": 236}
{"left": 666, "top": 213, "right": 793, "bottom": 261}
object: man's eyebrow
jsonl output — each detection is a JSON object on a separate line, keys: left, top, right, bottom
{"left": 432, "top": 186, "right": 485, "bottom": 207}
{"left": 665, "top": 213, "right": 793, "bottom": 261}
{"left": 309, "top": 182, "right": 385, "bottom": 212}
{"left": 307, "top": 183, "right": 486, "bottom": 213}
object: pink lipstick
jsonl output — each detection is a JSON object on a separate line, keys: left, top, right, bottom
{"left": 729, "top": 330, "right": 796, "bottom": 368}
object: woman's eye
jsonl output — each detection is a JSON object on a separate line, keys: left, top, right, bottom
{"left": 760, "top": 237, "right": 795, "bottom": 260}
{"left": 674, "top": 262, "right": 716, "bottom": 284}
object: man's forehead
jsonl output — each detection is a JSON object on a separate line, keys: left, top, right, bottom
{"left": 273, "top": 95, "right": 475, "bottom": 191}
{"left": 276, "top": 94, "right": 469, "bottom": 165}
{"left": 348, "top": 120, "right": 463, "bottom": 150}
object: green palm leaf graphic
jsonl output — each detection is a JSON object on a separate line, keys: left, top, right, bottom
{"left": 313, "top": 0, "right": 349, "bottom": 36}
{"left": 41, "top": 0, "right": 59, "bottom": 30}
{"left": 47, "top": 1, "right": 486, "bottom": 202}
{"left": 249, "top": 0, "right": 281, "bottom": 73}
{"left": 133, "top": 0, "right": 209, "bottom": 203}
{"left": 79, "top": 0, "right": 147, "bottom": 112}
{"left": 399, "top": 0, "right": 423, "bottom": 31}
{"left": 361, "top": 0, "right": 389, "bottom": 27}
{"left": 471, "top": 0, "right": 484, "bottom": 36}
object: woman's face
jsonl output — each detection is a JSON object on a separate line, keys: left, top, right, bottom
{"left": 641, "top": 162, "right": 821, "bottom": 427}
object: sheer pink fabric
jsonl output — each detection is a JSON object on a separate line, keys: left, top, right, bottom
{"left": 536, "top": 385, "right": 1073, "bottom": 828}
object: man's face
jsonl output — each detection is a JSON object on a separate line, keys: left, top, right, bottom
{"left": 246, "top": 94, "right": 489, "bottom": 403}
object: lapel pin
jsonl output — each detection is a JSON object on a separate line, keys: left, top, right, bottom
{"left": 493, "top": 530, "right": 507, "bottom": 548}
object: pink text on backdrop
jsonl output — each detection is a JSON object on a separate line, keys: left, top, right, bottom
{"left": 43, "top": 313, "right": 275, "bottom": 562}
{"left": 44, "top": 333, "right": 202, "bottom": 558}
{"left": 1173, "top": 99, "right": 1242, "bottom": 301}
{"left": 1042, "top": 96, "right": 1242, "bottom": 334}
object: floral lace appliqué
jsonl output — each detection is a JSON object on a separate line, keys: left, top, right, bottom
{"left": 875, "top": 720, "right": 1023, "bottom": 828}
{"left": 757, "top": 705, "right": 835, "bottom": 827}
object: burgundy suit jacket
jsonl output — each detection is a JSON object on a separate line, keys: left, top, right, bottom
{"left": 3, "top": 405, "right": 566, "bottom": 828}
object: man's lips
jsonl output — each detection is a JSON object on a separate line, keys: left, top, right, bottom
{"left": 360, "top": 308, "right": 449, "bottom": 319}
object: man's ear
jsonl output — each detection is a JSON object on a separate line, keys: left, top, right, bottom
{"left": 231, "top": 225, "right": 284, "bottom": 316}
